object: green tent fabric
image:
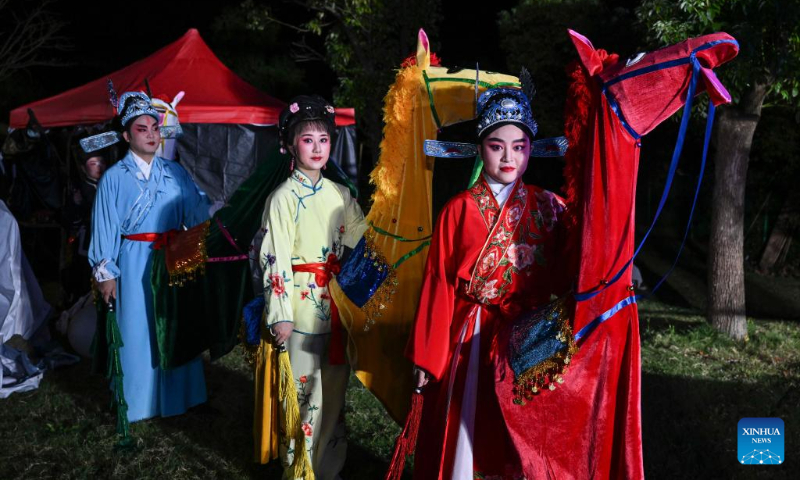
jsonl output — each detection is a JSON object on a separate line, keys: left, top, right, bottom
{"left": 151, "top": 149, "right": 290, "bottom": 369}
{"left": 151, "top": 150, "right": 358, "bottom": 370}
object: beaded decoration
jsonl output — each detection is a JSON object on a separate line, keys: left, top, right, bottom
{"left": 509, "top": 296, "right": 578, "bottom": 405}
{"left": 165, "top": 220, "right": 210, "bottom": 287}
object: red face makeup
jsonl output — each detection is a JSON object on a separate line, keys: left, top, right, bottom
{"left": 480, "top": 124, "right": 531, "bottom": 185}
{"left": 291, "top": 125, "right": 331, "bottom": 183}
{"left": 123, "top": 115, "right": 161, "bottom": 161}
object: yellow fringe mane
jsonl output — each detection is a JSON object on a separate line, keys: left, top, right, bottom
{"left": 369, "top": 65, "right": 421, "bottom": 212}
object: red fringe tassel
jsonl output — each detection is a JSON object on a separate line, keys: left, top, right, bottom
{"left": 384, "top": 391, "right": 424, "bottom": 480}
{"left": 562, "top": 60, "right": 594, "bottom": 232}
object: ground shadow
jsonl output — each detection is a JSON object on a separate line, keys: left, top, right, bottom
{"left": 642, "top": 371, "right": 798, "bottom": 479}
{"left": 636, "top": 259, "right": 698, "bottom": 310}
{"left": 636, "top": 237, "right": 800, "bottom": 320}
{"left": 638, "top": 311, "right": 703, "bottom": 335}
{"left": 341, "top": 444, "right": 412, "bottom": 480}
{"left": 47, "top": 353, "right": 399, "bottom": 479}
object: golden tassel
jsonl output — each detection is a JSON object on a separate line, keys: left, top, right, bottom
{"left": 359, "top": 230, "right": 399, "bottom": 331}
{"left": 277, "top": 345, "right": 315, "bottom": 480}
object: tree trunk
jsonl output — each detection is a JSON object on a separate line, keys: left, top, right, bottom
{"left": 707, "top": 83, "right": 768, "bottom": 340}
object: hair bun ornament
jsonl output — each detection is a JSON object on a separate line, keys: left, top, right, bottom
{"left": 278, "top": 94, "right": 337, "bottom": 146}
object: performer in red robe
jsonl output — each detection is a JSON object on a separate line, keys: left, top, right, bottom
{"left": 408, "top": 88, "right": 573, "bottom": 479}
{"left": 403, "top": 29, "right": 737, "bottom": 480}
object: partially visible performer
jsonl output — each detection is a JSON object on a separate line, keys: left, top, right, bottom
{"left": 62, "top": 149, "right": 107, "bottom": 303}
{"left": 257, "top": 96, "right": 367, "bottom": 479}
{"left": 89, "top": 91, "right": 210, "bottom": 422}
{"left": 408, "top": 88, "right": 571, "bottom": 479}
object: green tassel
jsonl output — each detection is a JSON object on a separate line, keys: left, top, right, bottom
{"left": 104, "top": 306, "right": 132, "bottom": 446}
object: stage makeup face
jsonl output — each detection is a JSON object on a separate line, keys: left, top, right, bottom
{"left": 123, "top": 115, "right": 161, "bottom": 161}
{"left": 292, "top": 123, "right": 331, "bottom": 182}
{"left": 480, "top": 124, "right": 531, "bottom": 184}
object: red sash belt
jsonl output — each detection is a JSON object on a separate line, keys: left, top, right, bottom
{"left": 292, "top": 254, "right": 345, "bottom": 365}
{"left": 291, "top": 254, "right": 341, "bottom": 287}
{"left": 122, "top": 231, "right": 177, "bottom": 250}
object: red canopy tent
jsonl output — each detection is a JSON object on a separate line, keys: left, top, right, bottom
{"left": 7, "top": 29, "right": 359, "bottom": 203}
{"left": 9, "top": 28, "right": 355, "bottom": 128}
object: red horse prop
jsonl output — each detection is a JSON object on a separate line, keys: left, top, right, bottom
{"left": 493, "top": 30, "right": 738, "bottom": 479}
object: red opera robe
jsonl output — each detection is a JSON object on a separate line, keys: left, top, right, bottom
{"left": 408, "top": 178, "right": 570, "bottom": 479}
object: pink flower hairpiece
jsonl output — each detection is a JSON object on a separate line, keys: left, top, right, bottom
{"left": 326, "top": 105, "right": 335, "bottom": 114}
{"left": 289, "top": 103, "right": 299, "bottom": 113}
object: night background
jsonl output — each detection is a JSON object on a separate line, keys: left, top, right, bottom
{"left": 0, "top": 0, "right": 520, "bottom": 115}
{"left": 0, "top": 0, "right": 798, "bottom": 479}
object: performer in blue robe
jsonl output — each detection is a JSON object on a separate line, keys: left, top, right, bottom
{"left": 88, "top": 91, "right": 210, "bottom": 422}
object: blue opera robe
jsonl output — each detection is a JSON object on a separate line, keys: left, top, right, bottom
{"left": 89, "top": 152, "right": 209, "bottom": 422}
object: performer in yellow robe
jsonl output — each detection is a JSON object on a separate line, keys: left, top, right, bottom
{"left": 256, "top": 95, "right": 367, "bottom": 479}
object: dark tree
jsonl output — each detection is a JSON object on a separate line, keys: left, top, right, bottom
{"left": 0, "top": 0, "right": 67, "bottom": 82}
{"left": 236, "top": 0, "right": 441, "bottom": 193}
{"left": 638, "top": 0, "right": 800, "bottom": 340}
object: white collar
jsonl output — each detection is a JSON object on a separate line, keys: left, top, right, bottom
{"left": 130, "top": 150, "right": 153, "bottom": 180}
{"left": 483, "top": 172, "right": 516, "bottom": 208}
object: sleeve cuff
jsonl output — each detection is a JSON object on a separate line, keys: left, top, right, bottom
{"left": 267, "top": 320, "right": 294, "bottom": 330}
{"left": 92, "top": 259, "right": 119, "bottom": 282}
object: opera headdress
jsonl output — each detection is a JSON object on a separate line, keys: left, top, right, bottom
{"left": 476, "top": 87, "right": 539, "bottom": 141}
{"left": 80, "top": 80, "right": 182, "bottom": 153}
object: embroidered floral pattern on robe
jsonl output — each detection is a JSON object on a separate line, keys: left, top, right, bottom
{"left": 259, "top": 169, "right": 366, "bottom": 334}
{"left": 466, "top": 179, "right": 531, "bottom": 304}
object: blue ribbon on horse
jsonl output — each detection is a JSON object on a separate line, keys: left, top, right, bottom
{"left": 572, "top": 48, "right": 720, "bottom": 343}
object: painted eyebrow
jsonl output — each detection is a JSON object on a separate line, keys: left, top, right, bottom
{"left": 485, "top": 137, "right": 527, "bottom": 143}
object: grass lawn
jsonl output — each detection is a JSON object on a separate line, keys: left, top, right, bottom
{"left": 638, "top": 299, "right": 798, "bottom": 479}
{"left": 1, "top": 296, "right": 797, "bottom": 479}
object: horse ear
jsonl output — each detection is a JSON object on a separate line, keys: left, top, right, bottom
{"left": 699, "top": 67, "right": 732, "bottom": 106}
{"left": 568, "top": 29, "right": 604, "bottom": 76}
{"left": 416, "top": 28, "right": 431, "bottom": 70}
{"left": 171, "top": 91, "right": 185, "bottom": 109}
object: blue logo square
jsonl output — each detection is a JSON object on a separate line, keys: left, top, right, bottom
{"left": 738, "top": 418, "right": 784, "bottom": 465}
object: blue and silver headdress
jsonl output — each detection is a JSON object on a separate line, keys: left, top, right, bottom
{"left": 79, "top": 81, "right": 182, "bottom": 153}
{"left": 476, "top": 87, "right": 538, "bottom": 140}
{"left": 117, "top": 91, "right": 160, "bottom": 128}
